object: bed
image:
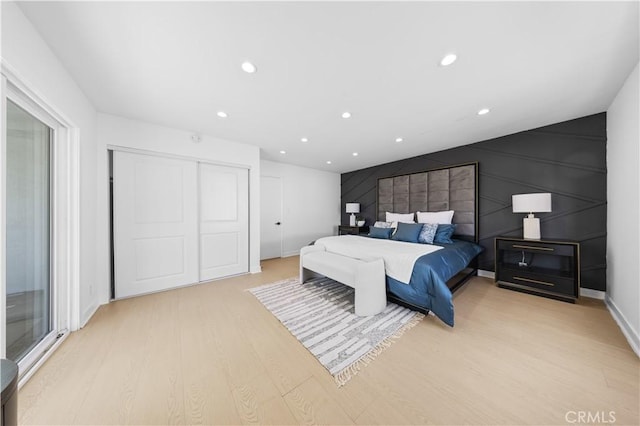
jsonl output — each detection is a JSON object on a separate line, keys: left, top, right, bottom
{"left": 311, "top": 162, "right": 483, "bottom": 326}
{"left": 375, "top": 162, "right": 483, "bottom": 325}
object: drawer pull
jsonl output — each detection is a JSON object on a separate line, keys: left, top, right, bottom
{"left": 513, "top": 276, "right": 555, "bottom": 286}
{"left": 512, "top": 244, "right": 554, "bottom": 252}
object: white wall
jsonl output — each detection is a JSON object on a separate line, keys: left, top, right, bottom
{"left": 95, "top": 113, "right": 261, "bottom": 304}
{"left": 1, "top": 2, "right": 99, "bottom": 326}
{"left": 261, "top": 160, "right": 340, "bottom": 257}
{"left": 606, "top": 61, "right": 639, "bottom": 355}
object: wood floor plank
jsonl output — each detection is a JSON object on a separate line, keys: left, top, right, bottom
{"left": 354, "top": 394, "right": 414, "bottom": 425}
{"left": 257, "top": 396, "right": 299, "bottom": 425}
{"left": 127, "top": 291, "right": 185, "bottom": 425}
{"left": 283, "top": 376, "right": 354, "bottom": 425}
{"left": 72, "top": 295, "right": 158, "bottom": 424}
{"left": 179, "top": 285, "right": 242, "bottom": 425}
{"left": 210, "top": 305, "right": 268, "bottom": 389}
{"left": 232, "top": 372, "right": 297, "bottom": 425}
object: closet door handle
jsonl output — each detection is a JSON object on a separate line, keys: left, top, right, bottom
{"left": 275, "top": 222, "right": 281, "bottom": 225}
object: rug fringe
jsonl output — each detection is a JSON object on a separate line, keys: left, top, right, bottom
{"left": 333, "top": 312, "right": 425, "bottom": 387}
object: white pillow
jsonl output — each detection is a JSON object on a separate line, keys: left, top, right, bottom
{"left": 385, "top": 212, "right": 415, "bottom": 224}
{"left": 416, "top": 210, "right": 454, "bottom": 225}
{"left": 373, "top": 221, "right": 393, "bottom": 228}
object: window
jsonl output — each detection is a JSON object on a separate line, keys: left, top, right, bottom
{"left": 5, "top": 99, "right": 53, "bottom": 363}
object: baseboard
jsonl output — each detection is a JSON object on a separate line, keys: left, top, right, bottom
{"left": 580, "top": 288, "right": 605, "bottom": 300}
{"left": 477, "top": 269, "right": 495, "bottom": 279}
{"left": 605, "top": 295, "right": 640, "bottom": 358}
{"left": 81, "top": 303, "right": 99, "bottom": 329}
{"left": 282, "top": 250, "right": 300, "bottom": 258}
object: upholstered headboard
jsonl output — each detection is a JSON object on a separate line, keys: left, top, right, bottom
{"left": 377, "top": 162, "right": 478, "bottom": 242}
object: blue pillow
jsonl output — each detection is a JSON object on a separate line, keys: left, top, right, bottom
{"left": 418, "top": 223, "right": 438, "bottom": 244}
{"left": 368, "top": 227, "right": 393, "bottom": 239}
{"left": 434, "top": 224, "right": 457, "bottom": 244}
{"left": 391, "top": 222, "right": 423, "bottom": 243}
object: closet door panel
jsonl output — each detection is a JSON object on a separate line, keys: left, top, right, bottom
{"left": 199, "top": 164, "right": 249, "bottom": 281}
{"left": 114, "top": 151, "right": 198, "bottom": 298}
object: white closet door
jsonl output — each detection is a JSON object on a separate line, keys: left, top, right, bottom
{"left": 199, "top": 164, "right": 249, "bottom": 281}
{"left": 114, "top": 151, "right": 198, "bottom": 298}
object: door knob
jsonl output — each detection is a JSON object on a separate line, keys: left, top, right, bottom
{"left": 275, "top": 222, "right": 281, "bottom": 225}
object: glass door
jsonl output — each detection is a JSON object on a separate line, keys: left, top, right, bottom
{"left": 5, "top": 99, "right": 53, "bottom": 363}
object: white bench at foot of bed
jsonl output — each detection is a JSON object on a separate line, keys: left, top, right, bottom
{"left": 299, "top": 245, "right": 387, "bottom": 316}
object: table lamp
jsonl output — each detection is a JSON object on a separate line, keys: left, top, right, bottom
{"left": 512, "top": 193, "right": 552, "bottom": 239}
{"left": 346, "top": 203, "right": 360, "bottom": 226}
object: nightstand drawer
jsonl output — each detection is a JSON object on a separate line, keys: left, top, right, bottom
{"left": 497, "top": 239, "right": 575, "bottom": 256}
{"left": 497, "top": 268, "right": 576, "bottom": 296}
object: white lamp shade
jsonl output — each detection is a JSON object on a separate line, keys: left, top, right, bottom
{"left": 345, "top": 203, "right": 360, "bottom": 214}
{"left": 512, "top": 193, "right": 552, "bottom": 213}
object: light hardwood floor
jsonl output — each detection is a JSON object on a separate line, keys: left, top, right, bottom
{"left": 18, "top": 256, "right": 639, "bottom": 425}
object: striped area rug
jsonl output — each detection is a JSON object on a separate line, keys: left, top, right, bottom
{"left": 249, "top": 276, "right": 424, "bottom": 386}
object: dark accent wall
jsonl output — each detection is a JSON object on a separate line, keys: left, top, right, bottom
{"left": 341, "top": 113, "right": 607, "bottom": 291}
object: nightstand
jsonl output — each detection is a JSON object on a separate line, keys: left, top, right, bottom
{"left": 495, "top": 237, "right": 580, "bottom": 303}
{"left": 339, "top": 225, "right": 369, "bottom": 236}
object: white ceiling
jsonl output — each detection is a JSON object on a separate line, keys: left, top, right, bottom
{"left": 17, "top": 1, "right": 639, "bottom": 173}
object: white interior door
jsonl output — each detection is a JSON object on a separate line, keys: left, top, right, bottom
{"left": 260, "top": 176, "right": 283, "bottom": 260}
{"left": 114, "top": 151, "right": 198, "bottom": 298}
{"left": 199, "top": 163, "right": 249, "bottom": 281}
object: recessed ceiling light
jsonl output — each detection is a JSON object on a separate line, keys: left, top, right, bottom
{"left": 279, "top": 150, "right": 286, "bottom": 154}
{"left": 217, "top": 111, "right": 228, "bottom": 118}
{"left": 395, "top": 137, "right": 403, "bottom": 143}
{"left": 326, "top": 160, "right": 332, "bottom": 165}
{"left": 477, "top": 108, "right": 490, "bottom": 116}
{"left": 301, "top": 137, "right": 308, "bottom": 142}
{"left": 352, "top": 152, "right": 358, "bottom": 156}
{"left": 342, "top": 112, "right": 352, "bottom": 119}
{"left": 440, "top": 53, "right": 457, "bottom": 66}
{"left": 241, "top": 61, "right": 257, "bottom": 73}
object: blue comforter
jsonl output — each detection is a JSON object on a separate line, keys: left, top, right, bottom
{"left": 387, "top": 240, "right": 484, "bottom": 327}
